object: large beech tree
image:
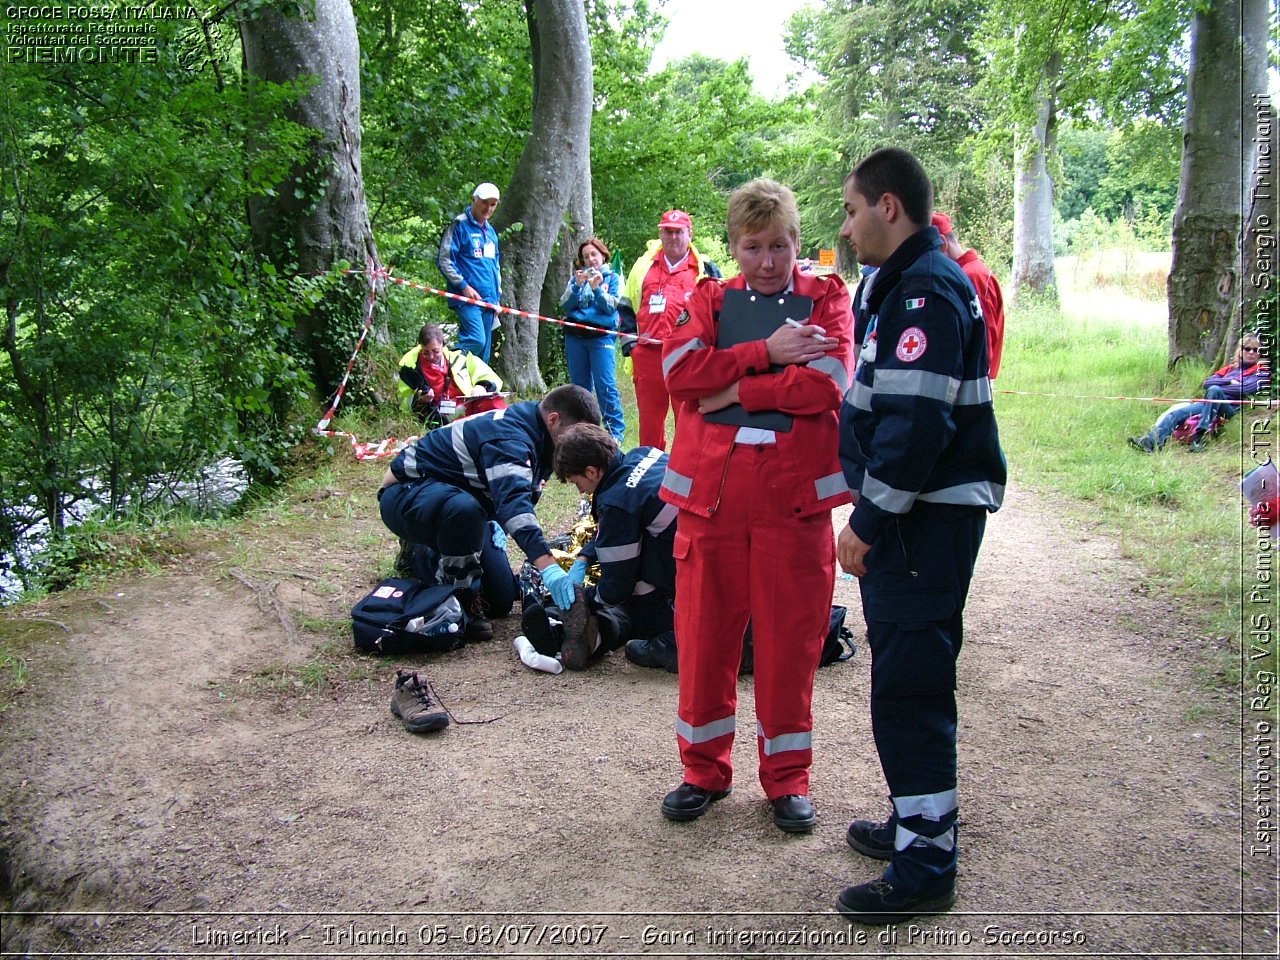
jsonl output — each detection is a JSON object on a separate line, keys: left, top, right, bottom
{"left": 490, "top": 0, "right": 594, "bottom": 392}
{"left": 1169, "top": 0, "right": 1270, "bottom": 366}
{"left": 240, "top": 0, "right": 379, "bottom": 395}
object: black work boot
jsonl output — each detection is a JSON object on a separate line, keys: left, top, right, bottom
{"left": 836, "top": 875, "right": 956, "bottom": 925}
{"left": 462, "top": 592, "right": 493, "bottom": 642}
{"left": 393, "top": 538, "right": 414, "bottom": 575}
{"left": 584, "top": 606, "right": 633, "bottom": 654}
{"left": 625, "top": 631, "right": 678, "bottom": 673}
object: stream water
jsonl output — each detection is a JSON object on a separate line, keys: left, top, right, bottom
{"left": 0, "top": 458, "right": 249, "bottom": 605}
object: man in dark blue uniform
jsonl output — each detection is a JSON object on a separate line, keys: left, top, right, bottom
{"left": 378, "top": 385, "right": 601, "bottom": 636}
{"left": 552, "top": 424, "right": 678, "bottom": 672}
{"left": 836, "top": 147, "right": 1006, "bottom": 924}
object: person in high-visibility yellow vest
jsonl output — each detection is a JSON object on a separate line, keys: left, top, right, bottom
{"left": 396, "top": 324, "right": 506, "bottom": 422}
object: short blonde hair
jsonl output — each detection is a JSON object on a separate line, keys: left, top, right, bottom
{"left": 726, "top": 178, "right": 800, "bottom": 245}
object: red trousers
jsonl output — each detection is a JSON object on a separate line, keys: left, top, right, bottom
{"left": 673, "top": 443, "right": 835, "bottom": 799}
{"left": 632, "top": 344, "right": 678, "bottom": 450}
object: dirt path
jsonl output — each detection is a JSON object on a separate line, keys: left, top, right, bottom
{"left": 0, "top": 479, "right": 1269, "bottom": 957}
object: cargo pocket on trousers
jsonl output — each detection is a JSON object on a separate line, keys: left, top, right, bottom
{"left": 863, "top": 591, "right": 958, "bottom": 697}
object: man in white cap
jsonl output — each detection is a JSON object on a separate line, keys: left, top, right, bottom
{"left": 438, "top": 182, "right": 503, "bottom": 362}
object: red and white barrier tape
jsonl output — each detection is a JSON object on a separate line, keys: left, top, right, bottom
{"left": 993, "top": 388, "right": 1272, "bottom": 408}
{"left": 311, "top": 264, "right": 1272, "bottom": 462}
{"left": 349, "top": 267, "right": 662, "bottom": 345}
{"left": 316, "top": 264, "right": 387, "bottom": 432}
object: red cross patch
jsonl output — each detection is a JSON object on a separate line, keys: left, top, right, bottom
{"left": 895, "top": 327, "right": 928, "bottom": 362}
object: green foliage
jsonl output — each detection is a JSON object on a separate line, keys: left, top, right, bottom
{"left": 0, "top": 17, "right": 320, "bottom": 583}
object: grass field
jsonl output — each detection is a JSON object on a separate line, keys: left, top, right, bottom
{"left": 994, "top": 253, "right": 1265, "bottom": 676}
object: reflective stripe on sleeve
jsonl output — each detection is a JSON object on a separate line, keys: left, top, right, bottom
{"left": 451, "top": 427, "right": 480, "bottom": 487}
{"left": 596, "top": 541, "right": 641, "bottom": 563}
{"left": 849, "top": 380, "right": 872, "bottom": 411}
{"left": 503, "top": 512, "right": 540, "bottom": 534}
{"left": 485, "top": 462, "right": 533, "bottom": 484}
{"left": 661, "top": 468, "right": 693, "bottom": 497}
{"left": 633, "top": 580, "right": 656, "bottom": 596}
{"left": 955, "top": 377, "right": 993, "bottom": 405}
{"left": 808, "top": 354, "right": 849, "bottom": 393}
{"left": 646, "top": 502, "right": 678, "bottom": 536}
{"left": 661, "top": 338, "right": 706, "bottom": 378}
{"left": 676, "top": 714, "right": 736, "bottom": 745}
{"left": 918, "top": 480, "right": 1005, "bottom": 508}
{"left": 872, "top": 368, "right": 959, "bottom": 404}
{"left": 862, "top": 471, "right": 916, "bottom": 514}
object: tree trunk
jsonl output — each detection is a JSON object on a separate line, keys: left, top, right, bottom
{"left": 1239, "top": 0, "right": 1273, "bottom": 363}
{"left": 240, "top": 0, "right": 379, "bottom": 396}
{"left": 491, "top": 0, "right": 593, "bottom": 394}
{"left": 1168, "top": 0, "right": 1244, "bottom": 367}
{"left": 540, "top": 161, "right": 594, "bottom": 321}
{"left": 1011, "top": 58, "right": 1059, "bottom": 303}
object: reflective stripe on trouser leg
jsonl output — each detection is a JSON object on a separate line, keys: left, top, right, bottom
{"left": 673, "top": 503, "right": 750, "bottom": 792}
{"left": 432, "top": 486, "right": 489, "bottom": 593}
{"left": 747, "top": 486, "right": 833, "bottom": 799}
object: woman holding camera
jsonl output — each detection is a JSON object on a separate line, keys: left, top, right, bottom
{"left": 560, "top": 237, "right": 626, "bottom": 442}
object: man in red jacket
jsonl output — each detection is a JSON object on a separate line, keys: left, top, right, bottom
{"left": 933, "top": 212, "right": 1005, "bottom": 380}
{"left": 629, "top": 210, "right": 707, "bottom": 449}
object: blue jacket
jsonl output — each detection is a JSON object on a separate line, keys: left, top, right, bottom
{"left": 389, "top": 402, "right": 552, "bottom": 560}
{"left": 839, "top": 226, "right": 1006, "bottom": 545}
{"left": 438, "top": 208, "right": 502, "bottom": 307}
{"left": 559, "top": 266, "right": 621, "bottom": 338}
{"left": 579, "top": 447, "right": 677, "bottom": 606}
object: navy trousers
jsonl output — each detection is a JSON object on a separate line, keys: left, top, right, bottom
{"left": 858, "top": 508, "right": 986, "bottom": 895}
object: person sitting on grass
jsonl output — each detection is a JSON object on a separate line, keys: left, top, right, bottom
{"left": 397, "top": 323, "right": 506, "bottom": 423}
{"left": 1128, "top": 334, "right": 1268, "bottom": 453}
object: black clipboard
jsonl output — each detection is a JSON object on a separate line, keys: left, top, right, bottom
{"left": 702, "top": 288, "right": 813, "bottom": 433}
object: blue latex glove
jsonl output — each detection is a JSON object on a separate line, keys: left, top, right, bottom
{"left": 489, "top": 520, "right": 507, "bottom": 550}
{"left": 541, "top": 563, "right": 576, "bottom": 610}
{"left": 569, "top": 559, "right": 588, "bottom": 586}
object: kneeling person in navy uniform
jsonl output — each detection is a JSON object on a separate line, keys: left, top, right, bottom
{"left": 553, "top": 424, "right": 678, "bottom": 672}
{"left": 378, "top": 385, "right": 601, "bottom": 638}
{"left": 836, "top": 147, "right": 1006, "bottom": 924}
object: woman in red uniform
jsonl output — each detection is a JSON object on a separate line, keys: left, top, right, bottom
{"left": 657, "top": 179, "right": 854, "bottom": 832}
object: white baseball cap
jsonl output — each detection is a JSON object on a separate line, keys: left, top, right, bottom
{"left": 473, "top": 182, "right": 500, "bottom": 201}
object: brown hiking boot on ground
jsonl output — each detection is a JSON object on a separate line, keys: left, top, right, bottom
{"left": 389, "top": 670, "right": 449, "bottom": 733}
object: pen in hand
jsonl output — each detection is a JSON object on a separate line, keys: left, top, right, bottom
{"left": 785, "top": 316, "right": 829, "bottom": 338}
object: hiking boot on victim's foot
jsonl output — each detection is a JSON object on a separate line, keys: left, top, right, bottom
{"left": 389, "top": 670, "right": 449, "bottom": 734}
{"left": 557, "top": 584, "right": 593, "bottom": 671}
{"left": 836, "top": 876, "right": 956, "bottom": 926}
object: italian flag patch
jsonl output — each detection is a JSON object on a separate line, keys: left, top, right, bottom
{"left": 905, "top": 297, "right": 926, "bottom": 310}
